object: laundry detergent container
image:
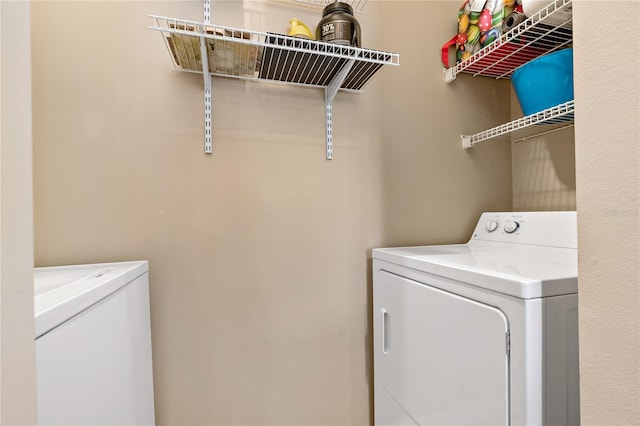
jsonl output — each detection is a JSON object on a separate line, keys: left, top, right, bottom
{"left": 511, "top": 48, "right": 573, "bottom": 116}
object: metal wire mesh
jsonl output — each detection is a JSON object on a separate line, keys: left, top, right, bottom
{"left": 150, "top": 15, "right": 399, "bottom": 92}
{"left": 446, "top": 0, "right": 573, "bottom": 81}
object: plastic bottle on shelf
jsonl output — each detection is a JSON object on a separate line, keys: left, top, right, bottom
{"left": 288, "top": 18, "right": 314, "bottom": 39}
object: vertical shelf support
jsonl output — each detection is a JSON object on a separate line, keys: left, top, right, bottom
{"left": 324, "top": 58, "right": 355, "bottom": 160}
{"left": 203, "top": 0, "right": 210, "bottom": 23}
{"left": 203, "top": 75, "right": 212, "bottom": 154}
{"left": 201, "top": 0, "right": 212, "bottom": 154}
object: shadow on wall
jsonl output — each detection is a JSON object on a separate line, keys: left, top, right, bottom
{"left": 512, "top": 126, "right": 576, "bottom": 211}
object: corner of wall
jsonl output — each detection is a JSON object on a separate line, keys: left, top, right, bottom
{"left": 0, "top": 0, "right": 38, "bottom": 423}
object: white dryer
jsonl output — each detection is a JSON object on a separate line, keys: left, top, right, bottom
{"left": 373, "top": 212, "right": 579, "bottom": 426}
{"left": 34, "top": 261, "right": 155, "bottom": 426}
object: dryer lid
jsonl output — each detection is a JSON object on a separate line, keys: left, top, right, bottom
{"left": 373, "top": 242, "right": 577, "bottom": 299}
{"left": 34, "top": 261, "right": 148, "bottom": 338}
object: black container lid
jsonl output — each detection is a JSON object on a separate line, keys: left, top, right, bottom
{"left": 322, "top": 1, "right": 354, "bottom": 16}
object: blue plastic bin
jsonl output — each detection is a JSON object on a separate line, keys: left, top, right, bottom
{"left": 511, "top": 48, "right": 574, "bottom": 116}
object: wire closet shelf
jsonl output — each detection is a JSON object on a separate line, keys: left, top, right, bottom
{"left": 462, "top": 100, "right": 575, "bottom": 149}
{"left": 149, "top": 15, "right": 399, "bottom": 93}
{"left": 445, "top": 0, "right": 573, "bottom": 82}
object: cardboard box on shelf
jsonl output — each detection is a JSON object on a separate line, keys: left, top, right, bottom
{"left": 167, "top": 24, "right": 260, "bottom": 76}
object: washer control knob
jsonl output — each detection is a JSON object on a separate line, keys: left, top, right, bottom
{"left": 504, "top": 221, "right": 520, "bottom": 234}
{"left": 486, "top": 220, "right": 499, "bottom": 232}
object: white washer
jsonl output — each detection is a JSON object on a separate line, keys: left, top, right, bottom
{"left": 373, "top": 212, "right": 579, "bottom": 426}
{"left": 34, "top": 261, "right": 155, "bottom": 426}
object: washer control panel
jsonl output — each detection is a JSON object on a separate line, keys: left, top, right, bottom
{"left": 470, "top": 211, "right": 577, "bottom": 248}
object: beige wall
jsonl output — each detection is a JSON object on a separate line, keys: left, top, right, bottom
{"left": 511, "top": 130, "right": 576, "bottom": 211}
{"left": 31, "top": 1, "right": 511, "bottom": 424}
{"left": 511, "top": 88, "right": 576, "bottom": 211}
{"left": 573, "top": 1, "right": 640, "bottom": 424}
{"left": 376, "top": 3, "right": 513, "bottom": 248}
{"left": 0, "top": 1, "right": 38, "bottom": 424}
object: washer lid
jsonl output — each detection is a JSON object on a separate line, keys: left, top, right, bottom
{"left": 372, "top": 241, "right": 577, "bottom": 299}
{"left": 34, "top": 261, "right": 149, "bottom": 338}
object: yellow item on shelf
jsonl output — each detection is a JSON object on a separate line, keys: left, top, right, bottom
{"left": 288, "top": 18, "right": 314, "bottom": 39}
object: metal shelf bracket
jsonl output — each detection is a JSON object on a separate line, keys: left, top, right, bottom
{"left": 324, "top": 58, "right": 356, "bottom": 160}
{"left": 444, "top": 67, "right": 456, "bottom": 83}
{"left": 461, "top": 135, "right": 472, "bottom": 150}
{"left": 199, "top": 29, "right": 212, "bottom": 153}
{"left": 202, "top": 0, "right": 212, "bottom": 153}
{"left": 203, "top": 76, "right": 212, "bottom": 154}
{"left": 203, "top": 0, "right": 210, "bottom": 23}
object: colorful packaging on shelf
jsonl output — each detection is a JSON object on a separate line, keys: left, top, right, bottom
{"left": 441, "top": 0, "right": 522, "bottom": 68}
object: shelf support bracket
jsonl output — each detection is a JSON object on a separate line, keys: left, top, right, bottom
{"left": 199, "top": 33, "right": 212, "bottom": 154}
{"left": 201, "top": 0, "right": 212, "bottom": 154}
{"left": 444, "top": 67, "right": 456, "bottom": 83}
{"left": 324, "top": 58, "right": 355, "bottom": 160}
{"left": 203, "top": 0, "right": 210, "bottom": 24}
{"left": 462, "top": 135, "right": 473, "bottom": 150}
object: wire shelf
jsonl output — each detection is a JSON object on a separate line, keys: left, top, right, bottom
{"left": 291, "top": 0, "right": 368, "bottom": 14}
{"left": 149, "top": 15, "right": 398, "bottom": 92}
{"left": 445, "top": 0, "right": 572, "bottom": 82}
{"left": 461, "top": 100, "right": 575, "bottom": 149}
